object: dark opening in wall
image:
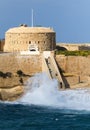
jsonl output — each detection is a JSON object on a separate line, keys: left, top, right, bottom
{"left": 56, "top": 45, "right": 67, "bottom": 51}
{"left": 29, "top": 41, "right": 31, "bottom": 44}
{"left": 30, "top": 49, "right": 36, "bottom": 51}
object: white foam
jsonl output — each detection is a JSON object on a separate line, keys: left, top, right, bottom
{"left": 17, "top": 73, "right": 90, "bottom": 110}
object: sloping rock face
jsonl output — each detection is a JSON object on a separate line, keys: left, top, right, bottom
{"left": 0, "top": 76, "right": 29, "bottom": 101}
{"left": 0, "top": 85, "right": 24, "bottom": 101}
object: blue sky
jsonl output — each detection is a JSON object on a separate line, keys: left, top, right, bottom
{"left": 0, "top": 0, "right": 90, "bottom": 43}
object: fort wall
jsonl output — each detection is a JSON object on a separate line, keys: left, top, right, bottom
{"left": 0, "top": 53, "right": 90, "bottom": 100}
{"left": 55, "top": 55, "right": 90, "bottom": 86}
{"left": 56, "top": 55, "right": 90, "bottom": 76}
{"left": 0, "top": 53, "right": 42, "bottom": 75}
{"left": 0, "top": 53, "right": 90, "bottom": 86}
{"left": 0, "top": 53, "right": 42, "bottom": 100}
{"left": 4, "top": 26, "right": 56, "bottom": 52}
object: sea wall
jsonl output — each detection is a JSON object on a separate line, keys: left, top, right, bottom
{"left": 55, "top": 55, "right": 90, "bottom": 86}
{"left": 0, "top": 53, "right": 90, "bottom": 100}
{"left": 0, "top": 53, "right": 42, "bottom": 75}
{"left": 0, "top": 53, "right": 42, "bottom": 101}
{"left": 0, "top": 53, "right": 90, "bottom": 88}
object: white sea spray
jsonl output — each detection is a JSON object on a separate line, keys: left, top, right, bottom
{"left": 17, "top": 73, "right": 90, "bottom": 110}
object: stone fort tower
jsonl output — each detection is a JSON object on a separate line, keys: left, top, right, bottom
{"left": 4, "top": 24, "right": 56, "bottom": 52}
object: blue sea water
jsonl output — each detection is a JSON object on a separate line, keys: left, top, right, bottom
{"left": 0, "top": 103, "right": 90, "bottom": 130}
{"left": 1, "top": 73, "right": 90, "bottom": 130}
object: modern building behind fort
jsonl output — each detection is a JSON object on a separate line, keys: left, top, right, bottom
{"left": 4, "top": 24, "right": 56, "bottom": 52}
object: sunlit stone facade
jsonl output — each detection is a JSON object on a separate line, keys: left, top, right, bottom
{"left": 4, "top": 25, "right": 56, "bottom": 52}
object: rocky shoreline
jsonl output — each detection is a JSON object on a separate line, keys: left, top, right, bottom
{"left": 0, "top": 53, "right": 89, "bottom": 101}
{"left": 0, "top": 75, "right": 90, "bottom": 101}
{"left": 0, "top": 75, "right": 30, "bottom": 101}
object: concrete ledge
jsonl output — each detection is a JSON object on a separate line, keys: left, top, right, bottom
{"left": 71, "top": 82, "right": 90, "bottom": 89}
{"left": 20, "top": 51, "right": 40, "bottom": 55}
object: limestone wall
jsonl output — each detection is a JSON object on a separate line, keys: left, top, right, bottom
{"left": 0, "top": 53, "right": 90, "bottom": 89}
{"left": 56, "top": 55, "right": 90, "bottom": 76}
{"left": 0, "top": 53, "right": 42, "bottom": 101}
{"left": 0, "top": 53, "right": 42, "bottom": 75}
{"left": 1, "top": 53, "right": 90, "bottom": 85}
{"left": 5, "top": 33, "right": 56, "bottom": 52}
{"left": 4, "top": 26, "right": 56, "bottom": 52}
{"left": 55, "top": 55, "right": 90, "bottom": 86}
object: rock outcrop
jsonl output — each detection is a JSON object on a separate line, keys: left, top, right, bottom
{"left": 0, "top": 76, "right": 30, "bottom": 101}
{"left": 0, "top": 85, "right": 24, "bottom": 101}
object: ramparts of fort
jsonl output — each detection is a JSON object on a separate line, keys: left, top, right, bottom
{"left": 0, "top": 25, "right": 90, "bottom": 101}
{"left": 0, "top": 53, "right": 90, "bottom": 101}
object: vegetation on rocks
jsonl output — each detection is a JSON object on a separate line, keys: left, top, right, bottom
{"left": 0, "top": 70, "right": 32, "bottom": 101}
{"left": 0, "top": 71, "right": 12, "bottom": 78}
{"left": 56, "top": 50, "right": 90, "bottom": 56}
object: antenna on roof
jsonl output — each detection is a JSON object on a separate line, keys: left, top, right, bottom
{"left": 31, "top": 9, "right": 34, "bottom": 27}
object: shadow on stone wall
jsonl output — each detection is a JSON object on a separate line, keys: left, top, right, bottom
{"left": 59, "top": 68, "right": 70, "bottom": 89}
{"left": 55, "top": 59, "right": 70, "bottom": 89}
{"left": 0, "top": 71, "right": 12, "bottom": 78}
{"left": 0, "top": 70, "right": 32, "bottom": 87}
{"left": 0, "top": 39, "right": 5, "bottom": 52}
{"left": 79, "top": 45, "right": 90, "bottom": 50}
{"left": 16, "top": 70, "right": 31, "bottom": 77}
{"left": 56, "top": 45, "right": 67, "bottom": 51}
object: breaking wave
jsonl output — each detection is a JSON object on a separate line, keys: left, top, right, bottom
{"left": 17, "top": 73, "right": 90, "bottom": 110}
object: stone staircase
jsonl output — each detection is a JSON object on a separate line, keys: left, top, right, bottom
{"left": 42, "top": 51, "right": 65, "bottom": 89}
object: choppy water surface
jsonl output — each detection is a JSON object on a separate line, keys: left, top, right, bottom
{"left": 1, "top": 73, "right": 90, "bottom": 130}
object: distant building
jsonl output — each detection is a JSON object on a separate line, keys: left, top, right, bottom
{"left": 56, "top": 43, "right": 90, "bottom": 51}
{"left": 4, "top": 24, "right": 56, "bottom": 52}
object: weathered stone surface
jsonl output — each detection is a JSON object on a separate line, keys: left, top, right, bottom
{"left": 65, "top": 76, "right": 80, "bottom": 86}
{"left": 0, "top": 54, "right": 42, "bottom": 76}
{"left": 0, "top": 77, "right": 21, "bottom": 88}
{"left": 56, "top": 55, "right": 90, "bottom": 76}
{"left": 56, "top": 55, "right": 90, "bottom": 87}
{"left": 0, "top": 53, "right": 89, "bottom": 101}
{"left": 4, "top": 26, "right": 56, "bottom": 52}
{"left": 0, "top": 85, "right": 24, "bottom": 101}
{"left": 0, "top": 76, "right": 30, "bottom": 88}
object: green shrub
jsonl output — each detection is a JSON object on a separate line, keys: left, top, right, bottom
{"left": 17, "top": 70, "right": 24, "bottom": 77}
{"left": 56, "top": 50, "right": 90, "bottom": 56}
{"left": 0, "top": 71, "right": 12, "bottom": 78}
